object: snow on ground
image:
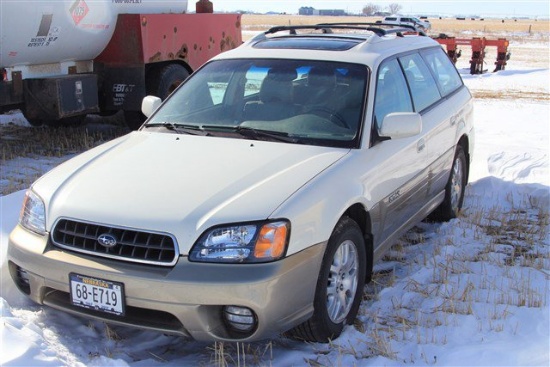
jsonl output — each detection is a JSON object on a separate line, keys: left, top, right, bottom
{"left": 0, "top": 110, "right": 31, "bottom": 127}
{"left": 1, "top": 56, "right": 549, "bottom": 366}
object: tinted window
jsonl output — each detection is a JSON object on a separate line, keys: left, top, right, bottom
{"left": 374, "top": 59, "right": 413, "bottom": 127}
{"left": 399, "top": 53, "right": 441, "bottom": 111}
{"left": 422, "top": 48, "right": 463, "bottom": 97}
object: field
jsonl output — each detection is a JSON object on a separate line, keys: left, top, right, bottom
{"left": 241, "top": 14, "right": 550, "bottom": 36}
{"left": 242, "top": 15, "right": 550, "bottom": 71}
{"left": 1, "top": 14, "right": 549, "bottom": 367}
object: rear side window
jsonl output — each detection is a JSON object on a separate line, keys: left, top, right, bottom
{"left": 422, "top": 48, "right": 463, "bottom": 97}
{"left": 399, "top": 53, "right": 441, "bottom": 112}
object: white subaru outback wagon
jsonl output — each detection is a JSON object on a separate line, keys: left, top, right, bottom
{"left": 8, "top": 23, "right": 474, "bottom": 343}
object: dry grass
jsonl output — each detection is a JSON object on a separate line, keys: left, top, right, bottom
{"left": 0, "top": 116, "right": 128, "bottom": 195}
{"left": 0, "top": 124, "right": 127, "bottom": 161}
{"left": 472, "top": 90, "right": 550, "bottom": 100}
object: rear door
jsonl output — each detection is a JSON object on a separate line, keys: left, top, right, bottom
{"left": 403, "top": 48, "right": 470, "bottom": 197}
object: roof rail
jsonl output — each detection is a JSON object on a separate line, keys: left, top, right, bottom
{"left": 247, "top": 23, "right": 426, "bottom": 45}
{"left": 317, "top": 22, "right": 427, "bottom": 37}
{"left": 262, "top": 23, "right": 426, "bottom": 38}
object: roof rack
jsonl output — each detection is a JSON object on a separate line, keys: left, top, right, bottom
{"left": 262, "top": 22, "right": 426, "bottom": 38}
{"left": 318, "top": 22, "right": 427, "bottom": 37}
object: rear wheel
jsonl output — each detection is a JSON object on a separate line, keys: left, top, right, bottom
{"left": 431, "top": 146, "right": 467, "bottom": 221}
{"left": 288, "top": 217, "right": 366, "bottom": 342}
{"left": 147, "top": 64, "right": 190, "bottom": 99}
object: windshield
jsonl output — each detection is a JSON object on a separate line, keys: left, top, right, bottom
{"left": 146, "top": 59, "right": 368, "bottom": 148}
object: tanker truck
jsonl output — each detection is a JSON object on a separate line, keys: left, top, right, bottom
{"left": 0, "top": 0, "right": 241, "bottom": 128}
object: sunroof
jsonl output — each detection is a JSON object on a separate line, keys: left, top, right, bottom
{"left": 253, "top": 37, "right": 362, "bottom": 51}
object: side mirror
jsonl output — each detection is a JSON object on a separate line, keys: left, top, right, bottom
{"left": 378, "top": 112, "right": 422, "bottom": 140}
{"left": 141, "top": 96, "right": 162, "bottom": 118}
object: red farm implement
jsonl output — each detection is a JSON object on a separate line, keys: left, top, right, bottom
{"left": 434, "top": 36, "right": 511, "bottom": 74}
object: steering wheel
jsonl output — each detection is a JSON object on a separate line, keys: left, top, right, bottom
{"left": 307, "top": 107, "right": 349, "bottom": 129}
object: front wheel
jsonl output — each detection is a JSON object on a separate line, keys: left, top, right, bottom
{"left": 288, "top": 217, "right": 366, "bottom": 342}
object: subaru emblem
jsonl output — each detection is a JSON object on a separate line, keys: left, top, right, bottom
{"left": 97, "top": 233, "right": 117, "bottom": 248}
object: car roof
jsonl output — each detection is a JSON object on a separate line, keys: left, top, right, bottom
{"left": 213, "top": 23, "right": 439, "bottom": 68}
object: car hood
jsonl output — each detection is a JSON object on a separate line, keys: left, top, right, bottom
{"left": 34, "top": 132, "right": 348, "bottom": 254}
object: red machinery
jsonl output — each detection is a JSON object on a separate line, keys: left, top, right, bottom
{"left": 435, "top": 36, "right": 510, "bottom": 74}
{"left": 0, "top": 0, "right": 242, "bottom": 127}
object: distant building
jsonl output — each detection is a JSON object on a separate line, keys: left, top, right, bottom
{"left": 299, "top": 7, "right": 315, "bottom": 15}
{"left": 319, "top": 9, "right": 346, "bottom": 16}
{"left": 299, "top": 7, "right": 346, "bottom": 16}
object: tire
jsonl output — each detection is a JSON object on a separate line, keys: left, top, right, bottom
{"left": 147, "top": 63, "right": 190, "bottom": 100}
{"left": 124, "top": 64, "right": 190, "bottom": 130}
{"left": 431, "top": 146, "right": 467, "bottom": 221}
{"left": 288, "top": 217, "right": 366, "bottom": 342}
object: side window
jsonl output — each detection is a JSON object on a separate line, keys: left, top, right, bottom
{"left": 422, "top": 48, "right": 463, "bottom": 97}
{"left": 399, "top": 53, "right": 441, "bottom": 112}
{"left": 374, "top": 59, "right": 413, "bottom": 127}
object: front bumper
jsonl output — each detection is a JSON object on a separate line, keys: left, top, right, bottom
{"left": 8, "top": 224, "right": 326, "bottom": 342}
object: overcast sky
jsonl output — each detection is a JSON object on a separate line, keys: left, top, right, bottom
{"left": 211, "top": 1, "right": 549, "bottom": 18}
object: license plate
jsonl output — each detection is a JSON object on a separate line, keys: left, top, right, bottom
{"left": 69, "top": 273, "right": 125, "bottom": 316}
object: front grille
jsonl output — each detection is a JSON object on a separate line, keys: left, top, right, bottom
{"left": 52, "top": 219, "right": 178, "bottom": 266}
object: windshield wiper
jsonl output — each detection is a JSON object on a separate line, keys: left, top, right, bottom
{"left": 144, "top": 122, "right": 209, "bottom": 136}
{"left": 234, "top": 126, "right": 302, "bottom": 143}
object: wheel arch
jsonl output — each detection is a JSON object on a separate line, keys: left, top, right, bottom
{"left": 342, "top": 203, "right": 374, "bottom": 282}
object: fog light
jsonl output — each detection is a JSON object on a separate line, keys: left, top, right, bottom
{"left": 9, "top": 262, "right": 31, "bottom": 295}
{"left": 222, "top": 306, "right": 257, "bottom": 333}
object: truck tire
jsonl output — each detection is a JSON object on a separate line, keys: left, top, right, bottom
{"left": 148, "top": 64, "right": 190, "bottom": 100}
{"left": 125, "top": 64, "right": 190, "bottom": 130}
{"left": 287, "top": 217, "right": 366, "bottom": 342}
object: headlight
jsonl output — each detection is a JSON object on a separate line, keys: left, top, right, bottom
{"left": 19, "top": 190, "right": 46, "bottom": 235}
{"left": 189, "top": 220, "right": 289, "bottom": 263}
